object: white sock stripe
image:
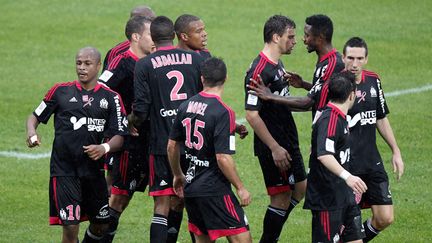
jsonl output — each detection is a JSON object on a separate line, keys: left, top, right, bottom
{"left": 367, "top": 219, "right": 379, "bottom": 235}
{"left": 268, "top": 206, "right": 286, "bottom": 217}
{"left": 152, "top": 217, "right": 168, "bottom": 225}
{"left": 86, "top": 229, "right": 103, "bottom": 240}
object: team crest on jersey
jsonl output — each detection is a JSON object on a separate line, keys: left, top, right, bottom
{"left": 59, "top": 209, "right": 67, "bottom": 220}
{"left": 370, "top": 87, "right": 377, "bottom": 97}
{"left": 185, "top": 164, "right": 196, "bottom": 183}
{"left": 100, "top": 98, "right": 108, "bottom": 109}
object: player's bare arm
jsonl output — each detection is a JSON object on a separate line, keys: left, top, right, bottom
{"left": 216, "top": 153, "right": 251, "bottom": 206}
{"left": 167, "top": 139, "right": 186, "bottom": 198}
{"left": 285, "top": 71, "right": 313, "bottom": 90}
{"left": 376, "top": 117, "right": 404, "bottom": 180}
{"left": 245, "top": 110, "right": 291, "bottom": 171}
{"left": 318, "top": 154, "right": 368, "bottom": 195}
{"left": 26, "top": 114, "right": 41, "bottom": 148}
{"left": 248, "top": 75, "right": 314, "bottom": 111}
{"left": 83, "top": 135, "right": 124, "bottom": 161}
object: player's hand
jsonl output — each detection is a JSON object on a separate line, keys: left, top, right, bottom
{"left": 173, "top": 174, "right": 186, "bottom": 198}
{"left": 235, "top": 124, "right": 249, "bottom": 139}
{"left": 127, "top": 114, "right": 140, "bottom": 136}
{"left": 27, "top": 133, "right": 41, "bottom": 148}
{"left": 271, "top": 145, "right": 291, "bottom": 171}
{"left": 247, "top": 75, "right": 273, "bottom": 101}
{"left": 83, "top": 144, "right": 106, "bottom": 161}
{"left": 236, "top": 187, "right": 251, "bottom": 207}
{"left": 392, "top": 151, "right": 404, "bottom": 181}
{"left": 285, "top": 71, "right": 303, "bottom": 88}
{"left": 345, "top": 175, "right": 368, "bottom": 195}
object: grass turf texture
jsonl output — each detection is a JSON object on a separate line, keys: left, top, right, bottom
{"left": 1, "top": 0, "right": 431, "bottom": 242}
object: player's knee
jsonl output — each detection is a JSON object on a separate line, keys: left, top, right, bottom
{"left": 170, "top": 197, "right": 185, "bottom": 211}
{"left": 110, "top": 194, "right": 130, "bottom": 211}
{"left": 62, "top": 225, "right": 79, "bottom": 242}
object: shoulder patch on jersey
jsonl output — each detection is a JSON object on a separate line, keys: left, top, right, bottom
{"left": 325, "top": 138, "right": 335, "bottom": 153}
{"left": 35, "top": 101, "right": 47, "bottom": 116}
{"left": 247, "top": 94, "right": 258, "bottom": 106}
{"left": 99, "top": 70, "right": 114, "bottom": 82}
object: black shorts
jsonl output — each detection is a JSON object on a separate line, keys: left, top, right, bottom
{"left": 148, "top": 154, "right": 188, "bottom": 196}
{"left": 185, "top": 191, "right": 249, "bottom": 241}
{"left": 111, "top": 149, "right": 149, "bottom": 197}
{"left": 358, "top": 170, "right": 393, "bottom": 208}
{"left": 258, "top": 147, "right": 307, "bottom": 195}
{"left": 49, "top": 175, "right": 109, "bottom": 225}
{"left": 311, "top": 205, "right": 365, "bottom": 243}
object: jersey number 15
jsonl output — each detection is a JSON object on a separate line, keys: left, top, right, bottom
{"left": 182, "top": 118, "right": 205, "bottom": 150}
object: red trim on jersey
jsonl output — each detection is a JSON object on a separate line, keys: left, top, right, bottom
{"left": 208, "top": 227, "right": 248, "bottom": 241}
{"left": 326, "top": 103, "right": 345, "bottom": 137}
{"left": 149, "top": 187, "right": 175, "bottom": 196}
{"left": 266, "top": 185, "right": 291, "bottom": 195}
{"left": 149, "top": 154, "right": 154, "bottom": 187}
{"left": 44, "top": 82, "right": 74, "bottom": 101}
{"left": 259, "top": 52, "right": 277, "bottom": 66}
{"left": 157, "top": 45, "right": 176, "bottom": 51}
{"left": 224, "top": 194, "right": 240, "bottom": 222}
{"left": 108, "top": 40, "right": 130, "bottom": 64}
{"left": 251, "top": 57, "right": 267, "bottom": 82}
{"left": 318, "top": 82, "right": 329, "bottom": 109}
{"left": 319, "top": 48, "right": 337, "bottom": 63}
{"left": 199, "top": 92, "right": 236, "bottom": 133}
{"left": 111, "top": 187, "right": 129, "bottom": 196}
{"left": 127, "top": 49, "right": 139, "bottom": 61}
{"left": 362, "top": 69, "right": 380, "bottom": 82}
{"left": 327, "top": 103, "right": 345, "bottom": 119}
{"left": 322, "top": 54, "right": 337, "bottom": 81}
{"left": 188, "top": 222, "right": 204, "bottom": 235}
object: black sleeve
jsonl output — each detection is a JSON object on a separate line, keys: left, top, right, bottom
{"left": 376, "top": 78, "right": 390, "bottom": 119}
{"left": 169, "top": 109, "right": 185, "bottom": 142}
{"left": 316, "top": 115, "right": 337, "bottom": 157}
{"left": 102, "top": 49, "right": 112, "bottom": 72}
{"left": 244, "top": 65, "right": 266, "bottom": 111}
{"left": 214, "top": 110, "right": 235, "bottom": 154}
{"left": 99, "top": 59, "right": 127, "bottom": 90}
{"left": 133, "top": 59, "right": 151, "bottom": 120}
{"left": 33, "top": 85, "right": 59, "bottom": 124}
{"left": 106, "top": 93, "right": 129, "bottom": 136}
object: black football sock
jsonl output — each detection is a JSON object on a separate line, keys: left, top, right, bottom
{"left": 150, "top": 214, "right": 168, "bottom": 243}
{"left": 259, "top": 205, "right": 287, "bottom": 243}
{"left": 82, "top": 227, "right": 103, "bottom": 243}
{"left": 285, "top": 197, "right": 300, "bottom": 218}
{"left": 363, "top": 218, "right": 380, "bottom": 242}
{"left": 101, "top": 207, "right": 121, "bottom": 243}
{"left": 166, "top": 209, "right": 183, "bottom": 243}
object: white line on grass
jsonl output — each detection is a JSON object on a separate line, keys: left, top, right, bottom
{"left": 3, "top": 83, "right": 432, "bottom": 160}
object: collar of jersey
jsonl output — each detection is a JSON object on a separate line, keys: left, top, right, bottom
{"left": 327, "top": 102, "right": 346, "bottom": 119}
{"left": 319, "top": 48, "right": 337, "bottom": 63}
{"left": 74, "top": 80, "right": 102, "bottom": 92}
{"left": 259, "top": 52, "right": 277, "bottom": 66}
{"left": 157, "top": 45, "right": 176, "bottom": 51}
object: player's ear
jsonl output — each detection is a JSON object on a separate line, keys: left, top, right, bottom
{"left": 131, "top": 33, "right": 140, "bottom": 42}
{"left": 180, "top": 32, "right": 188, "bottom": 41}
{"left": 272, "top": 33, "right": 280, "bottom": 43}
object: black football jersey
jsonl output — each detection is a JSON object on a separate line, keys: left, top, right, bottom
{"left": 102, "top": 40, "right": 130, "bottom": 71}
{"left": 347, "top": 70, "right": 389, "bottom": 174}
{"left": 99, "top": 49, "right": 138, "bottom": 114}
{"left": 170, "top": 92, "right": 236, "bottom": 197}
{"left": 33, "top": 81, "right": 128, "bottom": 177}
{"left": 133, "top": 46, "right": 204, "bottom": 155}
{"left": 307, "top": 49, "right": 344, "bottom": 119}
{"left": 244, "top": 52, "right": 299, "bottom": 156}
{"left": 304, "top": 103, "right": 355, "bottom": 210}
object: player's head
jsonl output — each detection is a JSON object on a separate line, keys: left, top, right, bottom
{"left": 75, "top": 46, "right": 101, "bottom": 84}
{"left": 201, "top": 57, "right": 227, "bottom": 88}
{"left": 263, "top": 15, "right": 297, "bottom": 55}
{"left": 125, "top": 16, "right": 154, "bottom": 55}
{"left": 150, "top": 16, "right": 175, "bottom": 45}
{"left": 343, "top": 37, "right": 369, "bottom": 79}
{"left": 130, "top": 5, "right": 156, "bottom": 19}
{"left": 328, "top": 72, "right": 356, "bottom": 107}
{"left": 304, "top": 14, "right": 333, "bottom": 53}
{"left": 174, "top": 14, "right": 207, "bottom": 51}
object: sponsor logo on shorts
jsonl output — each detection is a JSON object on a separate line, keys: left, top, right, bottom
{"left": 160, "top": 180, "right": 168, "bottom": 186}
{"left": 59, "top": 209, "right": 67, "bottom": 220}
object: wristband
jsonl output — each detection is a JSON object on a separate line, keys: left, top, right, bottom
{"left": 339, "top": 170, "right": 351, "bottom": 180}
{"left": 101, "top": 143, "right": 110, "bottom": 154}
{"left": 30, "top": 135, "right": 38, "bottom": 144}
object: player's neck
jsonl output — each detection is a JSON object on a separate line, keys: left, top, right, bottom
{"left": 177, "top": 42, "right": 193, "bottom": 51}
{"left": 80, "top": 79, "right": 97, "bottom": 91}
{"left": 129, "top": 45, "right": 145, "bottom": 59}
{"left": 155, "top": 40, "right": 174, "bottom": 49}
{"left": 328, "top": 101, "right": 349, "bottom": 115}
{"left": 317, "top": 43, "right": 334, "bottom": 59}
{"left": 203, "top": 86, "right": 223, "bottom": 97}
{"left": 262, "top": 44, "right": 281, "bottom": 64}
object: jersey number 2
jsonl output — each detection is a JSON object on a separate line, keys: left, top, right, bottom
{"left": 182, "top": 118, "right": 205, "bottom": 150}
{"left": 167, "top": 70, "right": 187, "bottom": 101}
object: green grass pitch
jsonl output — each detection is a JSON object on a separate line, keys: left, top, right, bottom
{"left": 0, "top": 0, "right": 431, "bottom": 242}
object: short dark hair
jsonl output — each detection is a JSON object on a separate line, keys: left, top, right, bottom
{"left": 263, "top": 15, "right": 296, "bottom": 43}
{"left": 343, "top": 37, "right": 368, "bottom": 57}
{"left": 150, "top": 16, "right": 175, "bottom": 43}
{"left": 328, "top": 72, "right": 356, "bottom": 103}
{"left": 125, "top": 16, "right": 152, "bottom": 41}
{"left": 201, "top": 57, "right": 227, "bottom": 87}
{"left": 174, "top": 14, "right": 201, "bottom": 37}
{"left": 305, "top": 14, "right": 333, "bottom": 43}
